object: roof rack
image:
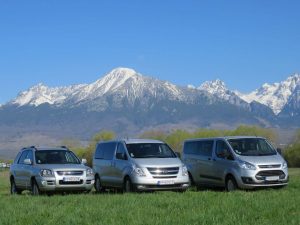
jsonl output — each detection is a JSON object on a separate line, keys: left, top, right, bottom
{"left": 60, "top": 146, "right": 68, "bottom": 149}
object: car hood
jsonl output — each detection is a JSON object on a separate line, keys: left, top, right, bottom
{"left": 237, "top": 154, "right": 285, "bottom": 166}
{"left": 35, "top": 164, "right": 90, "bottom": 171}
{"left": 132, "top": 158, "right": 183, "bottom": 168}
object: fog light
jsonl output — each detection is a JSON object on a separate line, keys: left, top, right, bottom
{"left": 41, "top": 181, "right": 47, "bottom": 186}
{"left": 241, "top": 177, "right": 253, "bottom": 184}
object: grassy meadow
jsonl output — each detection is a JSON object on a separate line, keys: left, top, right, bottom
{"left": 0, "top": 169, "right": 299, "bottom": 225}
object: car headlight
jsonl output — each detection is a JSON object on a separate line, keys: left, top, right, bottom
{"left": 132, "top": 165, "right": 146, "bottom": 177}
{"left": 86, "top": 168, "right": 93, "bottom": 176}
{"left": 40, "top": 169, "right": 54, "bottom": 177}
{"left": 238, "top": 160, "right": 256, "bottom": 170}
{"left": 182, "top": 165, "right": 188, "bottom": 176}
{"left": 282, "top": 162, "right": 288, "bottom": 169}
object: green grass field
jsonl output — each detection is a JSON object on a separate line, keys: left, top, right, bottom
{"left": 0, "top": 169, "right": 299, "bottom": 225}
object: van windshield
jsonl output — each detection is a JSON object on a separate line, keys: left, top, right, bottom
{"left": 227, "top": 138, "right": 277, "bottom": 156}
{"left": 35, "top": 150, "right": 81, "bottom": 164}
{"left": 126, "top": 143, "right": 177, "bottom": 158}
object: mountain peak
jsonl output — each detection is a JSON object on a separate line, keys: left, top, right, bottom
{"left": 199, "top": 79, "right": 227, "bottom": 93}
{"left": 105, "top": 67, "right": 138, "bottom": 79}
{"left": 237, "top": 73, "right": 300, "bottom": 114}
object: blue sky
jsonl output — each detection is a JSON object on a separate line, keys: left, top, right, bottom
{"left": 0, "top": 0, "right": 299, "bottom": 104}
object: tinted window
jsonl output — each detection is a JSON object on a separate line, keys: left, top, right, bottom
{"left": 184, "top": 141, "right": 213, "bottom": 157}
{"left": 95, "top": 144, "right": 104, "bottom": 159}
{"left": 103, "top": 143, "right": 117, "bottom": 160}
{"left": 216, "top": 141, "right": 231, "bottom": 159}
{"left": 116, "top": 143, "right": 128, "bottom": 160}
{"left": 95, "top": 142, "right": 117, "bottom": 160}
{"left": 18, "top": 151, "right": 28, "bottom": 164}
{"left": 27, "top": 150, "right": 33, "bottom": 161}
{"left": 184, "top": 142, "right": 198, "bottom": 154}
{"left": 35, "top": 150, "right": 80, "bottom": 164}
{"left": 126, "top": 143, "right": 176, "bottom": 158}
{"left": 14, "top": 152, "right": 22, "bottom": 164}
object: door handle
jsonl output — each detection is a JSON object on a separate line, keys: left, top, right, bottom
{"left": 208, "top": 158, "right": 211, "bottom": 161}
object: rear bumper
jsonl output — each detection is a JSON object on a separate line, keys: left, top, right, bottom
{"left": 36, "top": 176, "right": 94, "bottom": 192}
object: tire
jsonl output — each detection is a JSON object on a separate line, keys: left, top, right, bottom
{"left": 94, "top": 175, "right": 104, "bottom": 193}
{"left": 31, "top": 179, "right": 41, "bottom": 196}
{"left": 188, "top": 172, "right": 195, "bottom": 187}
{"left": 10, "top": 178, "right": 22, "bottom": 195}
{"left": 123, "top": 177, "right": 135, "bottom": 193}
{"left": 225, "top": 176, "right": 238, "bottom": 192}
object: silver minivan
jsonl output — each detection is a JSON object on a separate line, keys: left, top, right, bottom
{"left": 93, "top": 139, "right": 189, "bottom": 192}
{"left": 182, "top": 136, "right": 288, "bottom": 191}
{"left": 10, "top": 146, "right": 94, "bottom": 195}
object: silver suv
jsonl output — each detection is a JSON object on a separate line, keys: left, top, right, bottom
{"left": 182, "top": 136, "right": 288, "bottom": 191}
{"left": 93, "top": 139, "right": 189, "bottom": 192}
{"left": 10, "top": 146, "right": 94, "bottom": 195}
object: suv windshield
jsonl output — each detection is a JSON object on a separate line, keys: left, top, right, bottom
{"left": 227, "top": 138, "right": 277, "bottom": 156}
{"left": 126, "top": 143, "right": 177, "bottom": 158}
{"left": 35, "top": 150, "right": 81, "bottom": 164}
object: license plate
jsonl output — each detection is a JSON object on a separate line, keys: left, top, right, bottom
{"left": 157, "top": 180, "right": 175, "bottom": 185}
{"left": 265, "top": 176, "right": 279, "bottom": 181}
{"left": 63, "top": 177, "right": 81, "bottom": 182}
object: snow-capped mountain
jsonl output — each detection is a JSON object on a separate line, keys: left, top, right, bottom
{"left": 2, "top": 67, "right": 300, "bottom": 132}
{"left": 10, "top": 68, "right": 186, "bottom": 109}
{"left": 11, "top": 83, "right": 86, "bottom": 106}
{"left": 236, "top": 74, "right": 300, "bottom": 114}
{"left": 197, "top": 79, "right": 249, "bottom": 109}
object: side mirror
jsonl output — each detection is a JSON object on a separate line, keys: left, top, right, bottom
{"left": 24, "top": 158, "right": 32, "bottom": 165}
{"left": 175, "top": 152, "right": 181, "bottom": 158}
{"left": 277, "top": 148, "right": 282, "bottom": 155}
{"left": 82, "top": 158, "right": 87, "bottom": 165}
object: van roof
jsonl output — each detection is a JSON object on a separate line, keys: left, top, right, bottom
{"left": 98, "top": 139, "right": 165, "bottom": 144}
{"left": 184, "top": 136, "right": 266, "bottom": 142}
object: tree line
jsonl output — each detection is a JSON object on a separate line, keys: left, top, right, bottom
{"left": 63, "top": 125, "right": 300, "bottom": 167}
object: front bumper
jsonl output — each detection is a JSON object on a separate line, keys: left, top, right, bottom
{"left": 36, "top": 175, "right": 95, "bottom": 192}
{"left": 235, "top": 168, "right": 289, "bottom": 189}
{"left": 131, "top": 175, "right": 190, "bottom": 191}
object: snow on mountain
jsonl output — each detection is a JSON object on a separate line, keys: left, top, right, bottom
{"left": 10, "top": 67, "right": 185, "bottom": 108}
{"left": 11, "top": 83, "right": 86, "bottom": 106}
{"left": 236, "top": 74, "right": 300, "bottom": 114}
{"left": 198, "top": 79, "right": 231, "bottom": 100}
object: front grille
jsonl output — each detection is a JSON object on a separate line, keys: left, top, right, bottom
{"left": 256, "top": 170, "right": 285, "bottom": 180}
{"left": 47, "top": 181, "right": 55, "bottom": 185}
{"left": 258, "top": 164, "right": 281, "bottom": 169}
{"left": 147, "top": 167, "right": 179, "bottom": 176}
{"left": 153, "top": 176, "right": 177, "bottom": 179}
{"left": 56, "top": 171, "right": 83, "bottom": 176}
{"left": 59, "top": 180, "right": 83, "bottom": 185}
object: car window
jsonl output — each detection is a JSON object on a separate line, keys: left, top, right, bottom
{"left": 126, "top": 143, "right": 176, "bottom": 158}
{"left": 216, "top": 140, "right": 232, "bottom": 159}
{"left": 14, "top": 152, "right": 22, "bottom": 164}
{"left": 27, "top": 150, "right": 33, "bottom": 162}
{"left": 18, "top": 150, "right": 28, "bottom": 164}
{"left": 95, "top": 144, "right": 104, "bottom": 159}
{"left": 116, "top": 143, "right": 127, "bottom": 160}
{"left": 184, "top": 141, "right": 213, "bottom": 157}
{"left": 35, "top": 150, "right": 80, "bottom": 164}
{"left": 103, "top": 142, "right": 117, "bottom": 160}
